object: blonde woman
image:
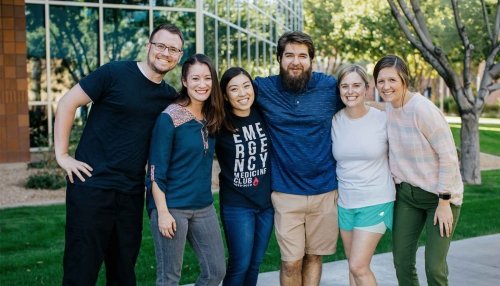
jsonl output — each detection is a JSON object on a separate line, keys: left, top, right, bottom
{"left": 331, "top": 64, "right": 395, "bottom": 285}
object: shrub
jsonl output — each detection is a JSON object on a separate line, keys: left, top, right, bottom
{"left": 25, "top": 170, "right": 66, "bottom": 190}
{"left": 442, "top": 96, "right": 459, "bottom": 115}
{"left": 25, "top": 123, "right": 83, "bottom": 189}
{"left": 482, "top": 103, "right": 499, "bottom": 118}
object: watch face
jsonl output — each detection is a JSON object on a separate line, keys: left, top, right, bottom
{"left": 439, "top": 193, "right": 451, "bottom": 200}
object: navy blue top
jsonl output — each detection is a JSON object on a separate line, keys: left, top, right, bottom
{"left": 254, "top": 72, "right": 341, "bottom": 195}
{"left": 146, "top": 104, "right": 215, "bottom": 213}
{"left": 75, "top": 61, "right": 177, "bottom": 193}
{"left": 215, "top": 108, "right": 272, "bottom": 210}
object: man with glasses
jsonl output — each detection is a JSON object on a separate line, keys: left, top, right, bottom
{"left": 54, "top": 24, "right": 183, "bottom": 286}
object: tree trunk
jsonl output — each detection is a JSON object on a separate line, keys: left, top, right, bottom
{"left": 460, "top": 111, "right": 481, "bottom": 184}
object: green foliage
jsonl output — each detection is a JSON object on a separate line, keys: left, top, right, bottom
{"left": 25, "top": 123, "right": 83, "bottom": 190}
{"left": 303, "top": 0, "right": 436, "bottom": 81}
{"left": 25, "top": 170, "right": 66, "bottom": 190}
{"left": 442, "top": 96, "right": 459, "bottom": 115}
{"left": 304, "top": 0, "right": 498, "bottom": 87}
{"left": 482, "top": 104, "right": 500, "bottom": 118}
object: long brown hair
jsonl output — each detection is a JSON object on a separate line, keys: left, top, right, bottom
{"left": 177, "top": 54, "right": 225, "bottom": 135}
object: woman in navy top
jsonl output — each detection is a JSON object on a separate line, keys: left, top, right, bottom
{"left": 147, "top": 54, "right": 226, "bottom": 286}
{"left": 216, "top": 67, "right": 273, "bottom": 286}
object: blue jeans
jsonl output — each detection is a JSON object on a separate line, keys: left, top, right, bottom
{"left": 221, "top": 205, "right": 274, "bottom": 286}
{"left": 150, "top": 205, "right": 226, "bottom": 286}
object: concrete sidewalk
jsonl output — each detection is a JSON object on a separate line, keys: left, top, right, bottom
{"left": 253, "top": 233, "right": 500, "bottom": 286}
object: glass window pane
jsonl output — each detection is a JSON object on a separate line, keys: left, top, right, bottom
{"left": 50, "top": 0, "right": 98, "bottom": 3}
{"left": 29, "top": 105, "right": 48, "bottom": 148}
{"left": 218, "top": 21, "right": 230, "bottom": 73}
{"left": 203, "top": 15, "right": 217, "bottom": 71}
{"left": 227, "top": 0, "right": 238, "bottom": 24}
{"left": 204, "top": 0, "right": 215, "bottom": 13}
{"left": 103, "top": 9, "right": 149, "bottom": 63}
{"left": 103, "top": 0, "right": 148, "bottom": 5}
{"left": 217, "top": 0, "right": 228, "bottom": 20}
{"left": 153, "top": 0, "right": 195, "bottom": 8}
{"left": 229, "top": 27, "right": 238, "bottom": 68}
{"left": 50, "top": 6, "right": 99, "bottom": 102}
{"left": 26, "top": 4, "right": 47, "bottom": 102}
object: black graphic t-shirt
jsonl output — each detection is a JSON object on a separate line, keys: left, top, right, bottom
{"left": 215, "top": 108, "right": 272, "bottom": 209}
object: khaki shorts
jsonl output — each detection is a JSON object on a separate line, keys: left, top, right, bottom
{"left": 271, "top": 191, "right": 339, "bottom": 261}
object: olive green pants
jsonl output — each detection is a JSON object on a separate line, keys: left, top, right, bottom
{"left": 392, "top": 182, "right": 460, "bottom": 286}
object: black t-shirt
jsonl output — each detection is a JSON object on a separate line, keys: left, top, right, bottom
{"left": 215, "top": 108, "right": 272, "bottom": 209}
{"left": 75, "top": 61, "right": 177, "bottom": 193}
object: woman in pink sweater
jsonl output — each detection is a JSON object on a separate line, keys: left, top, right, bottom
{"left": 373, "top": 55, "right": 463, "bottom": 286}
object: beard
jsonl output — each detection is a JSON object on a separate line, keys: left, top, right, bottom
{"left": 147, "top": 53, "right": 174, "bottom": 75}
{"left": 280, "top": 65, "right": 312, "bottom": 92}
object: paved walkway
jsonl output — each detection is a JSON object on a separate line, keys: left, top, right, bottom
{"left": 445, "top": 116, "right": 500, "bottom": 125}
{"left": 185, "top": 234, "right": 500, "bottom": 285}
{"left": 256, "top": 234, "right": 500, "bottom": 285}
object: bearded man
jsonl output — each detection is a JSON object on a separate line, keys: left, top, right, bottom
{"left": 254, "top": 31, "right": 341, "bottom": 286}
{"left": 54, "top": 24, "right": 183, "bottom": 286}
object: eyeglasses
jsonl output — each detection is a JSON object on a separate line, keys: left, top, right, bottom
{"left": 150, "top": 42, "right": 183, "bottom": 56}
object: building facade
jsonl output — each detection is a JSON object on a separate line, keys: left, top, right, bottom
{"left": 0, "top": 0, "right": 303, "bottom": 163}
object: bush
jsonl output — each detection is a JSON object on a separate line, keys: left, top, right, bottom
{"left": 25, "top": 122, "right": 83, "bottom": 189}
{"left": 25, "top": 170, "right": 66, "bottom": 190}
{"left": 482, "top": 103, "right": 500, "bottom": 118}
{"left": 442, "top": 96, "right": 459, "bottom": 115}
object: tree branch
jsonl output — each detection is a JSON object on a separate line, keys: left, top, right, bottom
{"left": 387, "top": 0, "right": 465, "bottom": 105}
{"left": 488, "top": 82, "right": 500, "bottom": 92}
{"left": 387, "top": 0, "right": 444, "bottom": 74}
{"left": 489, "top": 62, "right": 500, "bottom": 78}
{"left": 480, "top": 0, "right": 493, "bottom": 42}
{"left": 397, "top": 0, "right": 435, "bottom": 51}
{"left": 493, "top": 0, "right": 500, "bottom": 46}
{"left": 410, "top": 0, "right": 433, "bottom": 41}
{"left": 477, "top": 43, "right": 500, "bottom": 105}
{"left": 451, "top": 0, "right": 473, "bottom": 92}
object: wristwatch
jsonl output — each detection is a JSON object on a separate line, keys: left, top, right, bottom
{"left": 438, "top": 193, "right": 451, "bottom": 200}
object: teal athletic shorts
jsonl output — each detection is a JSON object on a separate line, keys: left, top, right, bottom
{"left": 338, "top": 201, "right": 394, "bottom": 234}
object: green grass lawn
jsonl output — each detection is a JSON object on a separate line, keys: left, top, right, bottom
{"left": 449, "top": 124, "right": 500, "bottom": 156}
{"left": 1, "top": 169, "right": 500, "bottom": 285}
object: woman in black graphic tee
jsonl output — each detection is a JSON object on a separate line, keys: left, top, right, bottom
{"left": 216, "top": 67, "right": 273, "bottom": 286}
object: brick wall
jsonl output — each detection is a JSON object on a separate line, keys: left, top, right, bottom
{"left": 0, "top": 0, "right": 30, "bottom": 163}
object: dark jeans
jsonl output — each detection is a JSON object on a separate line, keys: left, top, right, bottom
{"left": 221, "top": 205, "right": 274, "bottom": 286}
{"left": 62, "top": 184, "right": 144, "bottom": 286}
{"left": 393, "top": 182, "right": 461, "bottom": 286}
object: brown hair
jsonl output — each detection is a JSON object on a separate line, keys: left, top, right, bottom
{"left": 149, "top": 24, "right": 184, "bottom": 46}
{"left": 276, "top": 31, "right": 315, "bottom": 62}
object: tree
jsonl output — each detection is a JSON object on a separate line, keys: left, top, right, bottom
{"left": 387, "top": 0, "right": 500, "bottom": 184}
{"left": 303, "top": 0, "right": 436, "bottom": 84}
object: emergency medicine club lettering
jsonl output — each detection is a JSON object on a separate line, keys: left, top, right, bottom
{"left": 233, "top": 122, "right": 268, "bottom": 188}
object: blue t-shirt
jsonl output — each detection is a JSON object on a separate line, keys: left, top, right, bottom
{"left": 146, "top": 104, "right": 215, "bottom": 213}
{"left": 75, "top": 61, "right": 177, "bottom": 193}
{"left": 254, "top": 72, "right": 341, "bottom": 195}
